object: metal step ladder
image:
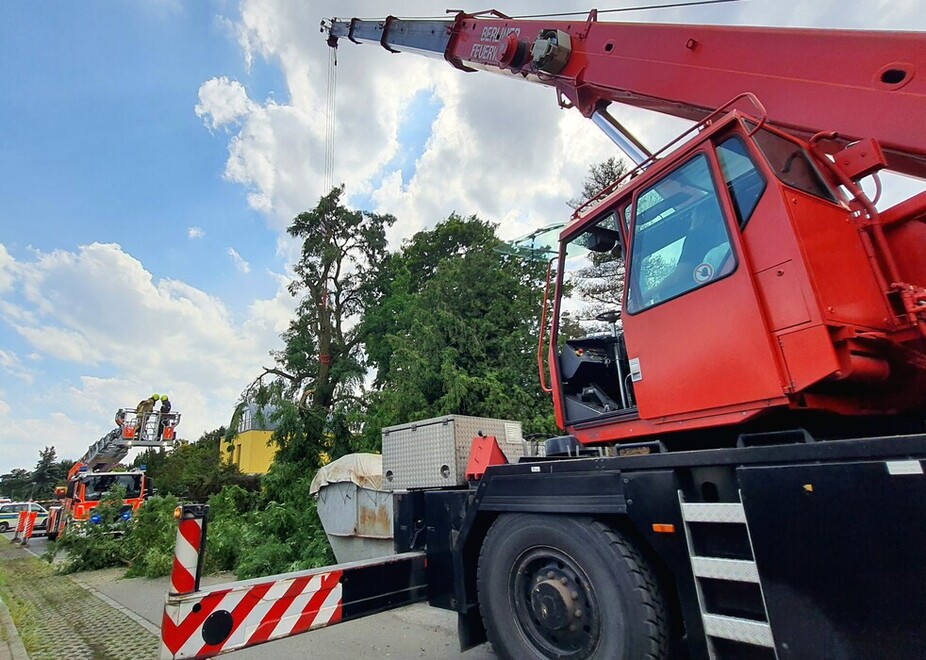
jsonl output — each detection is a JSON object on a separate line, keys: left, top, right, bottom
{"left": 678, "top": 491, "right": 777, "bottom": 658}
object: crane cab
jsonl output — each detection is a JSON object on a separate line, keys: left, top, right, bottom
{"left": 550, "top": 108, "right": 926, "bottom": 448}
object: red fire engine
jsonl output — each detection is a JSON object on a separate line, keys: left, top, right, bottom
{"left": 46, "top": 406, "right": 180, "bottom": 540}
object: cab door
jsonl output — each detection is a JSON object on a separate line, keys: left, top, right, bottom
{"left": 621, "top": 146, "right": 784, "bottom": 420}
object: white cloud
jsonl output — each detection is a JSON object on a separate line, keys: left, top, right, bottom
{"left": 0, "top": 350, "right": 35, "bottom": 384}
{"left": 195, "top": 76, "right": 256, "bottom": 131}
{"left": 0, "top": 243, "right": 292, "bottom": 472}
{"left": 227, "top": 247, "right": 251, "bottom": 273}
{"left": 0, "top": 243, "right": 16, "bottom": 294}
{"left": 188, "top": 226, "right": 205, "bottom": 239}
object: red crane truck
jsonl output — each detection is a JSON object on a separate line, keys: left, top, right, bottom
{"left": 161, "top": 9, "right": 926, "bottom": 659}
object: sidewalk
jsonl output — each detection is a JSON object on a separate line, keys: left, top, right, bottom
{"left": 0, "top": 542, "right": 158, "bottom": 660}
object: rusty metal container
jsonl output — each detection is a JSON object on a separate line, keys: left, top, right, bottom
{"left": 311, "top": 453, "right": 394, "bottom": 563}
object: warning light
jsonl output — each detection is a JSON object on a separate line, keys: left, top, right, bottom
{"left": 652, "top": 523, "right": 676, "bottom": 534}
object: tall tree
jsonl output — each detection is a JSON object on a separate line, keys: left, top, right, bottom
{"left": 234, "top": 187, "right": 395, "bottom": 481}
{"left": 0, "top": 468, "right": 31, "bottom": 500}
{"left": 31, "top": 446, "right": 62, "bottom": 499}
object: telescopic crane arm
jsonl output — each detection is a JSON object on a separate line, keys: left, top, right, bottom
{"left": 326, "top": 12, "right": 926, "bottom": 178}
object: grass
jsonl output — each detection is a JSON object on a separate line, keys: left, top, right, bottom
{"left": 0, "top": 552, "right": 43, "bottom": 652}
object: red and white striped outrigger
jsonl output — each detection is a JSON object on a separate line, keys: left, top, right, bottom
{"left": 161, "top": 505, "right": 427, "bottom": 659}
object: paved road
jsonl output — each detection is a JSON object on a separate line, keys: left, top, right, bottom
{"left": 15, "top": 535, "right": 496, "bottom": 659}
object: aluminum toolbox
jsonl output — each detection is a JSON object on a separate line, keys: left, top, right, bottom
{"left": 382, "top": 415, "right": 524, "bottom": 490}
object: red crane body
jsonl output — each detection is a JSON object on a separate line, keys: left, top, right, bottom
{"left": 330, "top": 11, "right": 926, "bottom": 447}
{"left": 159, "top": 13, "right": 926, "bottom": 660}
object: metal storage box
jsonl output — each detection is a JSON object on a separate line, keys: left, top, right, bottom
{"left": 382, "top": 415, "right": 523, "bottom": 490}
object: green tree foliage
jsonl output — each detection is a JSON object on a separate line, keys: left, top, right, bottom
{"left": 233, "top": 186, "right": 395, "bottom": 480}
{"left": 198, "top": 481, "right": 333, "bottom": 580}
{"left": 362, "top": 214, "right": 557, "bottom": 441}
{"left": 31, "top": 446, "right": 63, "bottom": 500}
{"left": 0, "top": 446, "right": 72, "bottom": 500}
{"left": 0, "top": 468, "right": 31, "bottom": 500}
{"left": 567, "top": 156, "right": 629, "bottom": 210}
{"left": 120, "top": 494, "right": 181, "bottom": 578}
{"left": 50, "top": 486, "right": 130, "bottom": 573}
{"left": 201, "top": 485, "right": 257, "bottom": 574}
{"left": 132, "top": 427, "right": 252, "bottom": 501}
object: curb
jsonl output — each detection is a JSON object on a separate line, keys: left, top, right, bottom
{"left": 0, "top": 592, "right": 30, "bottom": 660}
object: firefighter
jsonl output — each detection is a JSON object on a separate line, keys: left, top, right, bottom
{"left": 157, "top": 394, "right": 172, "bottom": 441}
{"left": 136, "top": 394, "right": 159, "bottom": 441}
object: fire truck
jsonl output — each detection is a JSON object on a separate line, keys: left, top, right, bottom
{"left": 46, "top": 406, "right": 180, "bottom": 540}
{"left": 161, "top": 10, "right": 926, "bottom": 660}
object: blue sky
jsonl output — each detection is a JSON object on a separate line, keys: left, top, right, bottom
{"left": 1, "top": 2, "right": 280, "bottom": 303}
{"left": 1, "top": 0, "right": 923, "bottom": 476}
{"left": 0, "top": 1, "right": 292, "bottom": 473}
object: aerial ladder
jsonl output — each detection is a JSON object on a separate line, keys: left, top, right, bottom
{"left": 68, "top": 405, "right": 181, "bottom": 477}
{"left": 160, "top": 9, "right": 926, "bottom": 660}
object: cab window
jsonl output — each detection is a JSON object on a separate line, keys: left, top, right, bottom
{"left": 752, "top": 128, "right": 836, "bottom": 202}
{"left": 627, "top": 153, "right": 735, "bottom": 313}
{"left": 716, "top": 136, "right": 766, "bottom": 227}
{"left": 557, "top": 211, "right": 626, "bottom": 345}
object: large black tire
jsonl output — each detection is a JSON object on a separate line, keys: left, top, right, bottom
{"left": 477, "top": 514, "right": 668, "bottom": 659}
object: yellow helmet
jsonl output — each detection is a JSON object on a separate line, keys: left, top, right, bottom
{"left": 161, "top": 394, "right": 169, "bottom": 401}
{"left": 151, "top": 393, "right": 160, "bottom": 400}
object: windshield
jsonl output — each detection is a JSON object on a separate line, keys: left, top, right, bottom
{"left": 626, "top": 153, "right": 735, "bottom": 313}
{"left": 83, "top": 474, "right": 142, "bottom": 501}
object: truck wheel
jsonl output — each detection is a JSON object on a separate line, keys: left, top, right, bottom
{"left": 477, "top": 514, "right": 668, "bottom": 659}
{"left": 0, "top": 522, "right": 8, "bottom": 533}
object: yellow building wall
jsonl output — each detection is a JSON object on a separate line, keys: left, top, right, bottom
{"left": 222, "top": 429, "right": 277, "bottom": 474}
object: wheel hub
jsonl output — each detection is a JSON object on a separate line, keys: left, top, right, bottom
{"left": 512, "top": 555, "right": 599, "bottom": 656}
{"left": 531, "top": 578, "right": 577, "bottom": 630}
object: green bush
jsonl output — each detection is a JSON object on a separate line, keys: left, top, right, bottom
{"left": 50, "top": 486, "right": 131, "bottom": 574}
{"left": 122, "top": 494, "right": 180, "bottom": 578}
{"left": 49, "top": 492, "right": 184, "bottom": 578}
{"left": 202, "top": 485, "right": 256, "bottom": 574}
{"left": 202, "top": 477, "right": 333, "bottom": 580}
{"left": 47, "top": 474, "right": 335, "bottom": 583}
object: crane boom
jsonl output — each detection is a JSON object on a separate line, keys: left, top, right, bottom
{"left": 327, "top": 13, "right": 926, "bottom": 178}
